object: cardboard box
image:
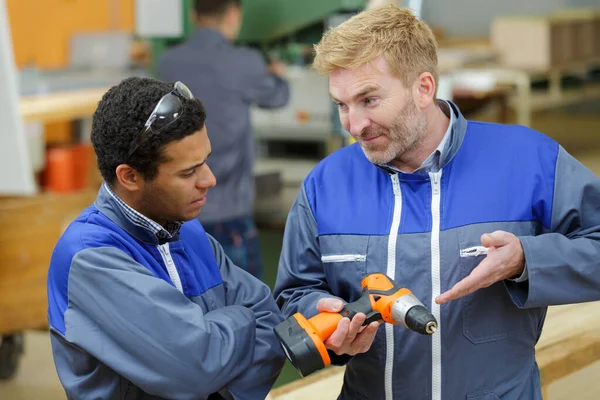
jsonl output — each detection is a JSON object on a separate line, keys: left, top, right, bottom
{"left": 492, "top": 16, "right": 565, "bottom": 70}
{"left": 491, "top": 11, "right": 600, "bottom": 70}
{"left": 551, "top": 10, "right": 598, "bottom": 61}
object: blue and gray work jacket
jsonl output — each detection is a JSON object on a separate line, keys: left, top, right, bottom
{"left": 274, "top": 103, "right": 600, "bottom": 400}
{"left": 47, "top": 185, "right": 285, "bottom": 400}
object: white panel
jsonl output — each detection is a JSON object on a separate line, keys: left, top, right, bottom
{"left": 135, "top": 0, "right": 184, "bottom": 38}
{"left": 367, "top": 0, "right": 423, "bottom": 19}
{"left": 407, "top": 0, "right": 423, "bottom": 19}
{"left": 252, "top": 66, "right": 333, "bottom": 141}
{"left": 0, "top": 0, "right": 36, "bottom": 195}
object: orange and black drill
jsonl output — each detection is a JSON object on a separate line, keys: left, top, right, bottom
{"left": 274, "top": 273, "right": 438, "bottom": 377}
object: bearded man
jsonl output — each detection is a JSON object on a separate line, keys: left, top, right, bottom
{"left": 274, "top": 5, "right": 600, "bottom": 400}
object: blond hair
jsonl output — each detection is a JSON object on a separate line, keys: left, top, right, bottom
{"left": 313, "top": 5, "right": 438, "bottom": 88}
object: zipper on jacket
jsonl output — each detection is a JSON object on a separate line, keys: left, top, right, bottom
{"left": 385, "top": 174, "right": 402, "bottom": 400}
{"left": 429, "top": 171, "right": 442, "bottom": 400}
{"left": 321, "top": 254, "right": 367, "bottom": 263}
{"left": 158, "top": 243, "right": 183, "bottom": 293}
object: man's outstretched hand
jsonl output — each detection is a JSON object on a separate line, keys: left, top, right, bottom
{"left": 436, "top": 231, "right": 526, "bottom": 305}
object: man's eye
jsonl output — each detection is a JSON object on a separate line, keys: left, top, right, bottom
{"left": 183, "top": 170, "right": 195, "bottom": 178}
{"left": 364, "top": 97, "right": 378, "bottom": 106}
{"left": 337, "top": 103, "right": 348, "bottom": 112}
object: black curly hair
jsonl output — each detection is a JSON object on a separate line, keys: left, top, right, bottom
{"left": 91, "top": 77, "right": 206, "bottom": 184}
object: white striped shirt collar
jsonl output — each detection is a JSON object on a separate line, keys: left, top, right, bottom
{"left": 102, "top": 182, "right": 182, "bottom": 241}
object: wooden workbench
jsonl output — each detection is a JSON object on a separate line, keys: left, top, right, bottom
{"left": 19, "top": 87, "right": 107, "bottom": 124}
{"left": 268, "top": 302, "right": 600, "bottom": 399}
{"left": 0, "top": 189, "right": 98, "bottom": 334}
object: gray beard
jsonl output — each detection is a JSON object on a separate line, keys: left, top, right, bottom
{"left": 359, "top": 104, "right": 426, "bottom": 166}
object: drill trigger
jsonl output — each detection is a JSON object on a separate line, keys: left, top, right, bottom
{"left": 364, "top": 310, "right": 383, "bottom": 325}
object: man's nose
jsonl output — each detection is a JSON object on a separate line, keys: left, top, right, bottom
{"left": 348, "top": 108, "right": 371, "bottom": 137}
{"left": 197, "top": 165, "right": 217, "bottom": 188}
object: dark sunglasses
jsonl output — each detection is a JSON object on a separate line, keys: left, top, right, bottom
{"left": 127, "top": 81, "right": 194, "bottom": 158}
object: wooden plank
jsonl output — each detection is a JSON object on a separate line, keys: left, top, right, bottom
{"left": 538, "top": 303, "right": 600, "bottom": 349}
{"left": 19, "top": 88, "right": 107, "bottom": 124}
{"left": 268, "top": 367, "right": 345, "bottom": 400}
{"left": 537, "top": 331, "right": 600, "bottom": 386}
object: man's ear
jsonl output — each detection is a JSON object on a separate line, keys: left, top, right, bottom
{"left": 115, "top": 164, "right": 143, "bottom": 192}
{"left": 413, "top": 71, "right": 436, "bottom": 110}
{"left": 226, "top": 3, "right": 241, "bottom": 21}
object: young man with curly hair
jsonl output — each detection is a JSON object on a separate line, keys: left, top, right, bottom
{"left": 47, "top": 77, "right": 285, "bottom": 400}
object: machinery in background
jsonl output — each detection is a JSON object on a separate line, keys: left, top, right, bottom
{"left": 135, "top": 0, "right": 368, "bottom": 67}
{"left": 251, "top": 65, "right": 337, "bottom": 160}
{"left": 135, "top": 0, "right": 371, "bottom": 160}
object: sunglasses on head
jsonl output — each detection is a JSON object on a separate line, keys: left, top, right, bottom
{"left": 127, "top": 81, "right": 194, "bottom": 158}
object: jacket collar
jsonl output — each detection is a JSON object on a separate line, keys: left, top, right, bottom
{"left": 375, "top": 100, "right": 467, "bottom": 175}
{"left": 94, "top": 183, "right": 181, "bottom": 245}
{"left": 439, "top": 100, "right": 467, "bottom": 168}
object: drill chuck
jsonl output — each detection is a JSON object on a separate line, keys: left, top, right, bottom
{"left": 391, "top": 294, "right": 438, "bottom": 335}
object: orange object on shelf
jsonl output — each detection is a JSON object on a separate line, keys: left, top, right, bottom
{"left": 43, "top": 144, "right": 93, "bottom": 193}
{"left": 72, "top": 144, "right": 92, "bottom": 190}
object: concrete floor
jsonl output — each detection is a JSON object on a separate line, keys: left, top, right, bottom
{"left": 0, "top": 332, "right": 65, "bottom": 400}
{"left": 1, "top": 103, "right": 599, "bottom": 399}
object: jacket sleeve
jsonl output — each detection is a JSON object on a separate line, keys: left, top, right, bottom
{"left": 273, "top": 185, "right": 352, "bottom": 365}
{"left": 274, "top": 185, "right": 333, "bottom": 318}
{"left": 239, "top": 49, "right": 290, "bottom": 109}
{"left": 506, "top": 146, "right": 600, "bottom": 308}
{"left": 206, "top": 234, "right": 285, "bottom": 399}
{"left": 64, "top": 246, "right": 271, "bottom": 400}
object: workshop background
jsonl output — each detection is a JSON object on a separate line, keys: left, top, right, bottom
{"left": 1, "top": 0, "right": 600, "bottom": 399}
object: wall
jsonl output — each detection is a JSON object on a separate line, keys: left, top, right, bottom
{"left": 0, "top": 0, "right": 36, "bottom": 194}
{"left": 6, "top": 0, "right": 135, "bottom": 148}
{"left": 6, "top": 0, "right": 134, "bottom": 69}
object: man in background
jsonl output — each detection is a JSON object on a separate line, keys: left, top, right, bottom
{"left": 158, "top": 0, "right": 290, "bottom": 280}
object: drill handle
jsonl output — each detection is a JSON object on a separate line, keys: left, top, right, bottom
{"left": 339, "top": 295, "right": 383, "bottom": 325}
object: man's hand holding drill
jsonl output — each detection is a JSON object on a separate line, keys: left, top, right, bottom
{"left": 316, "top": 298, "right": 380, "bottom": 356}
